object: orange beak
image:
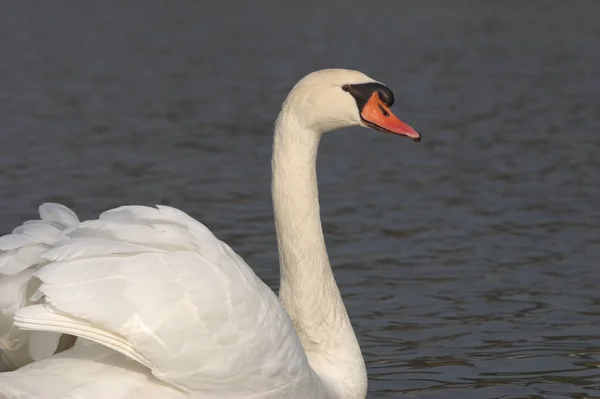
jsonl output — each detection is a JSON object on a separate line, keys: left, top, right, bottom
{"left": 360, "top": 92, "right": 421, "bottom": 142}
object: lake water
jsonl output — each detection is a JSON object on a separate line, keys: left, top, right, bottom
{"left": 1, "top": 1, "right": 599, "bottom": 397}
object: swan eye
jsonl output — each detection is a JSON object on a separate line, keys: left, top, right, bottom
{"left": 341, "top": 84, "right": 350, "bottom": 92}
{"left": 378, "top": 104, "right": 390, "bottom": 117}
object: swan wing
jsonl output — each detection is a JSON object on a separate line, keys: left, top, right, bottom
{"left": 12, "top": 204, "right": 321, "bottom": 397}
{"left": 0, "top": 203, "right": 79, "bottom": 370}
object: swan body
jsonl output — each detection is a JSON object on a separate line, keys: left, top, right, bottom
{"left": 0, "top": 69, "right": 419, "bottom": 398}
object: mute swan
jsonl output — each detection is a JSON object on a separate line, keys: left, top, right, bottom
{"left": 0, "top": 69, "right": 420, "bottom": 399}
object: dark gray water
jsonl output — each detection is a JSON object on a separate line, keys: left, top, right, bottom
{"left": 1, "top": 1, "right": 599, "bottom": 397}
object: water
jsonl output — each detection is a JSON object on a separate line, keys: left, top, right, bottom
{"left": 1, "top": 1, "right": 599, "bottom": 397}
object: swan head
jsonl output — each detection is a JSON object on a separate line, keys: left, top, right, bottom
{"left": 281, "top": 68, "right": 420, "bottom": 142}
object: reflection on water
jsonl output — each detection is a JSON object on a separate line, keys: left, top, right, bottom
{"left": 1, "top": 1, "right": 599, "bottom": 397}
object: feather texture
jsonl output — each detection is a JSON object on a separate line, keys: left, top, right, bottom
{"left": 0, "top": 339, "right": 184, "bottom": 399}
{"left": 4, "top": 204, "right": 323, "bottom": 398}
{"left": 0, "top": 203, "right": 80, "bottom": 371}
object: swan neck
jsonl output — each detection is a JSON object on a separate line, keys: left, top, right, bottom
{"left": 271, "top": 110, "right": 367, "bottom": 398}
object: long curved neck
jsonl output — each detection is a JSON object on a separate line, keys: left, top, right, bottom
{"left": 271, "top": 110, "right": 367, "bottom": 398}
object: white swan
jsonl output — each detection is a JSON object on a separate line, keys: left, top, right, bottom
{"left": 0, "top": 69, "right": 420, "bottom": 399}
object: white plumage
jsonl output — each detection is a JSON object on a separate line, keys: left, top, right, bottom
{"left": 3, "top": 204, "right": 320, "bottom": 398}
{"left": 0, "top": 203, "right": 79, "bottom": 371}
{"left": 0, "top": 69, "right": 419, "bottom": 398}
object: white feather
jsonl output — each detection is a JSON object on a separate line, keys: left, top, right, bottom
{"left": 19, "top": 221, "right": 63, "bottom": 244}
{"left": 0, "top": 234, "right": 37, "bottom": 251}
{"left": 0, "top": 204, "right": 80, "bottom": 370}
{"left": 38, "top": 203, "right": 80, "bottom": 227}
{"left": 68, "top": 220, "right": 200, "bottom": 251}
{"left": 42, "top": 239, "right": 167, "bottom": 262}
{"left": 0, "top": 340, "right": 184, "bottom": 399}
